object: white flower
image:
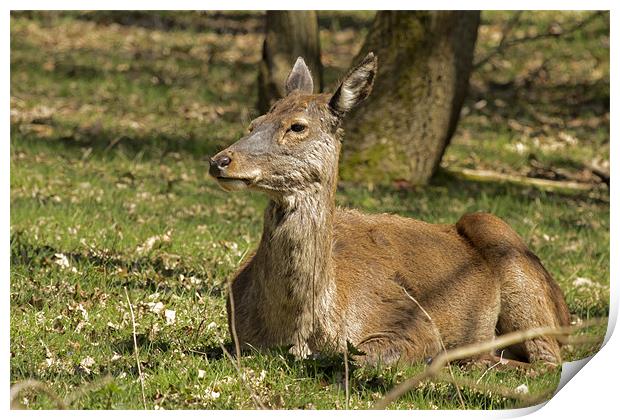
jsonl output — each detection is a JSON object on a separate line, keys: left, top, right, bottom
{"left": 54, "top": 253, "right": 70, "bottom": 268}
{"left": 79, "top": 356, "right": 96, "bottom": 373}
{"left": 148, "top": 302, "right": 165, "bottom": 314}
{"left": 77, "top": 303, "right": 89, "bottom": 321}
{"left": 165, "top": 309, "right": 176, "bottom": 325}
{"left": 204, "top": 388, "right": 220, "bottom": 400}
{"left": 515, "top": 384, "right": 529, "bottom": 394}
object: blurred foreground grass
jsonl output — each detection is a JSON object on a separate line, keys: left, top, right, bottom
{"left": 10, "top": 11, "right": 609, "bottom": 409}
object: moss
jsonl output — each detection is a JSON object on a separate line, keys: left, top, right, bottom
{"left": 340, "top": 140, "right": 410, "bottom": 185}
{"left": 342, "top": 11, "right": 479, "bottom": 186}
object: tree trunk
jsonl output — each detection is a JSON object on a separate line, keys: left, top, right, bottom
{"left": 258, "top": 11, "right": 323, "bottom": 113}
{"left": 341, "top": 11, "right": 480, "bottom": 185}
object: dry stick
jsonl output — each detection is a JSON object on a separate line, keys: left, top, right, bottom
{"left": 374, "top": 319, "right": 604, "bottom": 409}
{"left": 501, "top": 11, "right": 604, "bottom": 48}
{"left": 584, "top": 163, "right": 610, "bottom": 187}
{"left": 560, "top": 334, "right": 604, "bottom": 346}
{"left": 10, "top": 379, "right": 67, "bottom": 410}
{"left": 215, "top": 335, "right": 267, "bottom": 410}
{"left": 476, "top": 350, "right": 505, "bottom": 385}
{"left": 408, "top": 334, "right": 602, "bottom": 409}
{"left": 400, "top": 287, "right": 465, "bottom": 409}
{"left": 445, "top": 168, "right": 595, "bottom": 193}
{"left": 344, "top": 336, "right": 350, "bottom": 410}
{"left": 225, "top": 282, "right": 267, "bottom": 410}
{"left": 124, "top": 287, "right": 147, "bottom": 410}
{"left": 227, "top": 281, "right": 242, "bottom": 373}
{"left": 474, "top": 11, "right": 523, "bottom": 69}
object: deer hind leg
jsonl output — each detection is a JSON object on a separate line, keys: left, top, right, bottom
{"left": 353, "top": 329, "right": 443, "bottom": 366}
{"left": 456, "top": 213, "right": 570, "bottom": 365}
{"left": 495, "top": 252, "right": 569, "bottom": 365}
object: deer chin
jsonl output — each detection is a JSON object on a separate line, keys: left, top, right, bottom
{"left": 215, "top": 176, "right": 254, "bottom": 192}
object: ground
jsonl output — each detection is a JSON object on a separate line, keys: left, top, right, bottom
{"left": 10, "top": 11, "right": 609, "bottom": 409}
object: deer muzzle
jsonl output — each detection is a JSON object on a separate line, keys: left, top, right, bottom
{"left": 209, "top": 125, "right": 276, "bottom": 191}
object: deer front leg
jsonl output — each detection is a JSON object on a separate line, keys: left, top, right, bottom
{"left": 289, "top": 341, "right": 312, "bottom": 359}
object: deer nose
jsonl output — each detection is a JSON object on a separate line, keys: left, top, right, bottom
{"left": 209, "top": 153, "right": 232, "bottom": 177}
{"left": 214, "top": 155, "right": 231, "bottom": 168}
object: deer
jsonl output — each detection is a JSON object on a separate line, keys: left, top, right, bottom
{"left": 208, "top": 52, "right": 570, "bottom": 366}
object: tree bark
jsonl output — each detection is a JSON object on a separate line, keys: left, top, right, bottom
{"left": 258, "top": 11, "right": 323, "bottom": 113}
{"left": 341, "top": 11, "right": 480, "bottom": 185}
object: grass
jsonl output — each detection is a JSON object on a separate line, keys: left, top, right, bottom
{"left": 10, "top": 11, "right": 609, "bottom": 409}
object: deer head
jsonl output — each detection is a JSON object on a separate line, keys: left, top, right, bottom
{"left": 209, "top": 52, "right": 377, "bottom": 200}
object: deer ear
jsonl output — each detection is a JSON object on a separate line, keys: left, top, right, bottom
{"left": 285, "top": 57, "right": 314, "bottom": 95}
{"left": 329, "top": 52, "right": 377, "bottom": 115}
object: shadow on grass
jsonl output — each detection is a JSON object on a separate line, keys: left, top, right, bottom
{"left": 17, "top": 11, "right": 374, "bottom": 35}
{"left": 187, "top": 343, "right": 366, "bottom": 387}
{"left": 12, "top": 11, "right": 266, "bottom": 35}
{"left": 338, "top": 168, "right": 608, "bottom": 216}
{"left": 11, "top": 123, "right": 228, "bottom": 163}
{"left": 467, "top": 79, "right": 609, "bottom": 134}
{"left": 12, "top": 36, "right": 260, "bottom": 93}
{"left": 113, "top": 334, "right": 171, "bottom": 355}
{"left": 430, "top": 169, "right": 609, "bottom": 205}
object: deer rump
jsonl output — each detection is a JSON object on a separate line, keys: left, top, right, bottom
{"left": 327, "top": 209, "right": 570, "bottom": 365}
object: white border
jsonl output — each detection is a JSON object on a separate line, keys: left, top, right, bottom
{"left": 3, "top": 0, "right": 617, "bottom": 11}
{"left": 4, "top": 2, "right": 616, "bottom": 419}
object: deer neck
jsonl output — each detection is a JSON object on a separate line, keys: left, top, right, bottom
{"left": 251, "top": 173, "right": 339, "bottom": 351}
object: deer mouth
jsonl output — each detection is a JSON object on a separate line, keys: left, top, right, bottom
{"left": 214, "top": 176, "right": 254, "bottom": 191}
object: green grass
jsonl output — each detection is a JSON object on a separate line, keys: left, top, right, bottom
{"left": 10, "top": 11, "right": 609, "bottom": 409}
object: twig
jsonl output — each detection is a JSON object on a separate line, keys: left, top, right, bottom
{"left": 559, "top": 334, "right": 603, "bottom": 346}
{"left": 475, "top": 11, "right": 605, "bottom": 69}
{"left": 104, "top": 136, "right": 123, "bottom": 153}
{"left": 227, "top": 281, "right": 242, "bottom": 373}
{"left": 227, "top": 246, "right": 251, "bottom": 368}
{"left": 475, "top": 11, "right": 523, "bottom": 69}
{"left": 476, "top": 350, "right": 505, "bottom": 385}
{"left": 223, "top": 282, "right": 267, "bottom": 409}
{"left": 344, "top": 335, "right": 350, "bottom": 410}
{"left": 374, "top": 318, "right": 605, "bottom": 409}
{"left": 215, "top": 335, "right": 267, "bottom": 409}
{"left": 445, "top": 167, "right": 596, "bottom": 192}
{"left": 124, "top": 287, "right": 147, "bottom": 410}
{"left": 584, "top": 163, "right": 610, "bottom": 187}
{"left": 400, "top": 287, "right": 465, "bottom": 409}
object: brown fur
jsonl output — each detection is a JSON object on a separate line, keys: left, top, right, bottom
{"left": 210, "top": 54, "right": 570, "bottom": 365}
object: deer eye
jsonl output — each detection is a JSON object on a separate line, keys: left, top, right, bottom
{"left": 290, "top": 123, "right": 307, "bottom": 133}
